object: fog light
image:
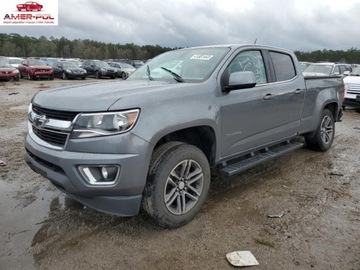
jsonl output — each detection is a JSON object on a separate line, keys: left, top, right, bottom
{"left": 78, "top": 165, "right": 120, "bottom": 185}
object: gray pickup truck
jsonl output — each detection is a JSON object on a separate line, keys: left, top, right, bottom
{"left": 25, "top": 44, "right": 344, "bottom": 228}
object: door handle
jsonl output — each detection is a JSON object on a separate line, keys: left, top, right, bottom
{"left": 263, "top": 93, "right": 274, "bottom": 100}
{"left": 294, "top": 89, "right": 303, "bottom": 94}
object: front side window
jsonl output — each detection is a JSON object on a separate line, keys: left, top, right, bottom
{"left": 269, "top": 51, "right": 296, "bottom": 81}
{"left": 227, "top": 50, "right": 267, "bottom": 84}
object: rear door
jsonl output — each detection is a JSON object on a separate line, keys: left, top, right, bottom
{"left": 267, "top": 51, "right": 306, "bottom": 142}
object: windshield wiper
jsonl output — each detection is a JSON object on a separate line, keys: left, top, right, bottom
{"left": 146, "top": 65, "right": 154, "bottom": 81}
{"left": 160, "top": 67, "right": 185, "bottom": 83}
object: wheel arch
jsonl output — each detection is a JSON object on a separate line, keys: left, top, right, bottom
{"left": 152, "top": 125, "right": 217, "bottom": 167}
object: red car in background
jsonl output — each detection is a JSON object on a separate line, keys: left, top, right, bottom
{"left": 0, "top": 62, "right": 20, "bottom": 81}
{"left": 18, "top": 59, "right": 54, "bottom": 80}
{"left": 17, "top": 1, "right": 43, "bottom": 11}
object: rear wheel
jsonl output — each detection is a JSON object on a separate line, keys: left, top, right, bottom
{"left": 142, "top": 142, "right": 210, "bottom": 228}
{"left": 305, "top": 109, "right": 335, "bottom": 151}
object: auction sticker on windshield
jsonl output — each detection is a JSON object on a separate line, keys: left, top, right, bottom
{"left": 190, "top": 55, "right": 214, "bottom": 60}
{"left": 1, "top": 0, "right": 58, "bottom": 25}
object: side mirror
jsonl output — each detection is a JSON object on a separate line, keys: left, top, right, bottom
{"left": 224, "top": 71, "right": 257, "bottom": 92}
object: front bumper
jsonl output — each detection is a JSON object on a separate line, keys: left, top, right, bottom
{"left": 343, "top": 98, "right": 360, "bottom": 108}
{"left": 25, "top": 132, "right": 152, "bottom": 216}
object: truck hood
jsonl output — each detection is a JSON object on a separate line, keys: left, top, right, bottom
{"left": 32, "top": 80, "right": 196, "bottom": 112}
{"left": 343, "top": 75, "right": 360, "bottom": 84}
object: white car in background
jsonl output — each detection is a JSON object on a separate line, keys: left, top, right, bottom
{"left": 8, "top": 57, "right": 24, "bottom": 69}
{"left": 303, "top": 62, "right": 352, "bottom": 77}
{"left": 343, "top": 67, "right": 360, "bottom": 109}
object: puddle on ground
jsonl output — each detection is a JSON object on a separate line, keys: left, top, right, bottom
{"left": 0, "top": 180, "right": 71, "bottom": 269}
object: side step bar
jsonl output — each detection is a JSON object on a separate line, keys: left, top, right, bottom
{"left": 218, "top": 141, "right": 304, "bottom": 177}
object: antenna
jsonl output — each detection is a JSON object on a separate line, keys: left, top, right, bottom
{"left": 254, "top": 38, "right": 257, "bottom": 44}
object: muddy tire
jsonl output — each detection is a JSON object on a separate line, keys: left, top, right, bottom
{"left": 142, "top": 142, "right": 210, "bottom": 228}
{"left": 305, "top": 109, "right": 335, "bottom": 151}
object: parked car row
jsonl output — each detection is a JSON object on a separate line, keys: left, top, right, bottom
{"left": 0, "top": 56, "right": 139, "bottom": 81}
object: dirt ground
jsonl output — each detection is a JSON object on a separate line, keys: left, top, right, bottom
{"left": 0, "top": 78, "right": 359, "bottom": 270}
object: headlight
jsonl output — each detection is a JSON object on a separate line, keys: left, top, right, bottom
{"left": 101, "top": 68, "right": 106, "bottom": 72}
{"left": 13, "top": 69, "right": 19, "bottom": 74}
{"left": 71, "top": 109, "right": 140, "bottom": 138}
{"left": 66, "top": 69, "right": 72, "bottom": 73}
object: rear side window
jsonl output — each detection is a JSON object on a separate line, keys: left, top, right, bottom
{"left": 270, "top": 51, "right": 296, "bottom": 81}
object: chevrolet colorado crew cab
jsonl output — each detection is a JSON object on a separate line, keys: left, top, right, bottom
{"left": 25, "top": 44, "right": 344, "bottom": 228}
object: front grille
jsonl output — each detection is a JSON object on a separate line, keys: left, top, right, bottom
{"left": 347, "top": 83, "right": 360, "bottom": 95}
{"left": 32, "top": 126, "right": 68, "bottom": 146}
{"left": 32, "top": 104, "right": 79, "bottom": 121}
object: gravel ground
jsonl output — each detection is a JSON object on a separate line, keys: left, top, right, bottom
{"left": 0, "top": 78, "right": 359, "bottom": 270}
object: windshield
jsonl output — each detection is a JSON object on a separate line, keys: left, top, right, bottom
{"left": 94, "top": 60, "right": 111, "bottom": 68}
{"left": 9, "top": 58, "right": 22, "bottom": 64}
{"left": 28, "top": 59, "right": 46, "bottom": 66}
{"left": 0, "top": 62, "right": 12, "bottom": 68}
{"left": 127, "top": 47, "right": 230, "bottom": 83}
{"left": 62, "top": 62, "right": 79, "bottom": 69}
{"left": 304, "top": 64, "right": 332, "bottom": 75}
{"left": 120, "top": 63, "right": 135, "bottom": 69}
{"left": 350, "top": 67, "right": 360, "bottom": 76}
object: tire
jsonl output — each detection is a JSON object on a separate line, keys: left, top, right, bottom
{"left": 62, "top": 72, "right": 67, "bottom": 80}
{"left": 142, "top": 142, "right": 210, "bottom": 228}
{"left": 121, "top": 72, "right": 127, "bottom": 79}
{"left": 95, "top": 71, "right": 101, "bottom": 79}
{"left": 49, "top": 74, "right": 54, "bottom": 80}
{"left": 27, "top": 72, "right": 32, "bottom": 80}
{"left": 305, "top": 109, "right": 335, "bottom": 151}
{"left": 14, "top": 75, "right": 20, "bottom": 81}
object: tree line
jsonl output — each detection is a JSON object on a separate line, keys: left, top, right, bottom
{"left": 1, "top": 33, "right": 360, "bottom": 63}
{"left": 0, "top": 33, "right": 176, "bottom": 60}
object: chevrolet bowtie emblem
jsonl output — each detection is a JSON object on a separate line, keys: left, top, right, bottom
{"left": 33, "top": 114, "right": 48, "bottom": 127}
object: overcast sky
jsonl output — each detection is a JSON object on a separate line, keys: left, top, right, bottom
{"left": 1, "top": 0, "right": 360, "bottom": 52}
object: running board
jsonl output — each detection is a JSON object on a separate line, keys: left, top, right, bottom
{"left": 218, "top": 142, "right": 304, "bottom": 177}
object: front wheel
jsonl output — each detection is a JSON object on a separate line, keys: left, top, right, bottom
{"left": 95, "top": 71, "right": 101, "bottom": 79}
{"left": 27, "top": 72, "right": 33, "bottom": 80}
{"left": 305, "top": 109, "right": 335, "bottom": 151}
{"left": 62, "top": 72, "right": 67, "bottom": 79}
{"left": 142, "top": 142, "right": 210, "bottom": 228}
